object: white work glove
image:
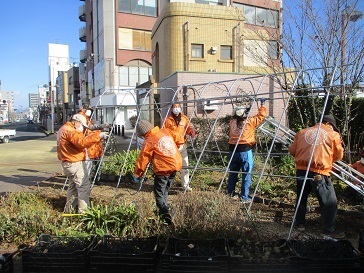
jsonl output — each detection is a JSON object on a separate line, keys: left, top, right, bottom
{"left": 100, "top": 132, "right": 109, "bottom": 139}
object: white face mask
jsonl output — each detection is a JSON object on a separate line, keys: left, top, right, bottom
{"left": 361, "top": 158, "right": 364, "bottom": 164}
{"left": 172, "top": 108, "right": 181, "bottom": 115}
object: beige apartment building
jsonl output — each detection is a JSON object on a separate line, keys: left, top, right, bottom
{"left": 151, "top": 1, "right": 284, "bottom": 122}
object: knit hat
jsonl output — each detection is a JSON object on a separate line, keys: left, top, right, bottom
{"left": 322, "top": 115, "right": 338, "bottom": 132}
{"left": 71, "top": 114, "right": 88, "bottom": 128}
{"left": 136, "top": 120, "right": 154, "bottom": 136}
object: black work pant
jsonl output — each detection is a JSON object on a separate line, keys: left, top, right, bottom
{"left": 295, "top": 169, "right": 338, "bottom": 232}
{"left": 154, "top": 172, "right": 176, "bottom": 214}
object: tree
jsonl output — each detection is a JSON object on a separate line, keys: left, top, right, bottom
{"left": 233, "top": 0, "right": 363, "bottom": 150}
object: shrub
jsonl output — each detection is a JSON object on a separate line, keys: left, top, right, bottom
{"left": 0, "top": 192, "right": 63, "bottom": 245}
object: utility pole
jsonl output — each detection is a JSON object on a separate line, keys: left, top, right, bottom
{"left": 45, "top": 82, "right": 55, "bottom": 134}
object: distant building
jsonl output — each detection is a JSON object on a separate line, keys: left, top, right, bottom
{"left": 0, "top": 91, "right": 14, "bottom": 123}
{"left": 78, "top": 0, "right": 156, "bottom": 127}
{"left": 44, "top": 43, "right": 74, "bottom": 130}
{"left": 28, "top": 93, "right": 39, "bottom": 109}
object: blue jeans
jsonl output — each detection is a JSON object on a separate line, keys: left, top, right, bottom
{"left": 227, "top": 150, "right": 253, "bottom": 199}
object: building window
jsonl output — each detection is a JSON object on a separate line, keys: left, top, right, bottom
{"left": 195, "top": 0, "right": 223, "bottom": 5}
{"left": 191, "top": 44, "right": 204, "bottom": 58}
{"left": 220, "top": 45, "right": 232, "bottom": 59}
{"left": 118, "top": 0, "right": 157, "bottom": 17}
{"left": 118, "top": 28, "right": 152, "bottom": 51}
{"left": 268, "top": 41, "right": 279, "bottom": 60}
{"left": 119, "top": 60, "right": 152, "bottom": 87}
{"left": 233, "top": 3, "right": 279, "bottom": 28}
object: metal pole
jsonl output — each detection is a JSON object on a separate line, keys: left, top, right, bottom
{"left": 49, "top": 82, "right": 54, "bottom": 134}
{"left": 340, "top": 13, "right": 347, "bottom": 95}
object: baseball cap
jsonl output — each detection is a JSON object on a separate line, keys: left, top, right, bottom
{"left": 322, "top": 115, "right": 339, "bottom": 132}
{"left": 71, "top": 114, "right": 88, "bottom": 128}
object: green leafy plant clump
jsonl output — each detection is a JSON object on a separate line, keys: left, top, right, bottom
{"left": 101, "top": 150, "right": 140, "bottom": 176}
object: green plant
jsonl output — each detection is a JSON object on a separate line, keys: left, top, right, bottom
{"left": 271, "top": 155, "right": 296, "bottom": 177}
{"left": 0, "top": 192, "right": 63, "bottom": 245}
{"left": 76, "top": 202, "right": 139, "bottom": 237}
{"left": 101, "top": 150, "right": 140, "bottom": 176}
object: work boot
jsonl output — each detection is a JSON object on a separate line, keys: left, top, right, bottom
{"left": 162, "top": 213, "right": 174, "bottom": 226}
{"left": 322, "top": 230, "right": 345, "bottom": 240}
{"left": 184, "top": 186, "right": 192, "bottom": 192}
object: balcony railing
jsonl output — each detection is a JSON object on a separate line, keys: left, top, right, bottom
{"left": 78, "top": 4, "right": 85, "bottom": 22}
{"left": 80, "top": 50, "right": 87, "bottom": 63}
{"left": 79, "top": 26, "right": 86, "bottom": 42}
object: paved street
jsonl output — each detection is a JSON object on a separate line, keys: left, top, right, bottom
{"left": 0, "top": 134, "right": 61, "bottom": 194}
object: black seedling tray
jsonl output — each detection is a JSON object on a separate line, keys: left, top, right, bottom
{"left": 88, "top": 235, "right": 159, "bottom": 273}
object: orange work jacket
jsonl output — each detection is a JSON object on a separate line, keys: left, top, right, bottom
{"left": 164, "top": 113, "right": 194, "bottom": 144}
{"left": 57, "top": 122, "right": 101, "bottom": 162}
{"left": 349, "top": 161, "right": 364, "bottom": 176}
{"left": 229, "top": 105, "right": 267, "bottom": 146}
{"left": 78, "top": 110, "right": 103, "bottom": 159}
{"left": 134, "top": 126, "right": 182, "bottom": 178}
{"left": 289, "top": 123, "right": 344, "bottom": 176}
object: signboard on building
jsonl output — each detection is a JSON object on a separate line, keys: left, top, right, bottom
{"left": 94, "top": 59, "right": 105, "bottom": 95}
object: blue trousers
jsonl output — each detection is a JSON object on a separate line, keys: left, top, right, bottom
{"left": 227, "top": 150, "right": 253, "bottom": 199}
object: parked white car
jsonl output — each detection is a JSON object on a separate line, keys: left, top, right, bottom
{"left": 0, "top": 129, "right": 16, "bottom": 143}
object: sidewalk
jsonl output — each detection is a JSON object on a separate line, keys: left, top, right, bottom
{"left": 0, "top": 133, "right": 61, "bottom": 195}
{"left": 0, "top": 124, "right": 136, "bottom": 195}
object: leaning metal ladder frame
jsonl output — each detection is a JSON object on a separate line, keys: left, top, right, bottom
{"left": 258, "top": 114, "right": 364, "bottom": 196}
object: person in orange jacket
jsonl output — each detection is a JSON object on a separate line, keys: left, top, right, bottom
{"left": 78, "top": 108, "right": 104, "bottom": 176}
{"left": 163, "top": 103, "right": 197, "bottom": 192}
{"left": 349, "top": 150, "right": 364, "bottom": 179}
{"left": 345, "top": 149, "right": 364, "bottom": 196}
{"left": 289, "top": 115, "right": 344, "bottom": 239}
{"left": 133, "top": 120, "right": 183, "bottom": 225}
{"left": 57, "top": 114, "right": 109, "bottom": 213}
{"left": 227, "top": 99, "right": 267, "bottom": 202}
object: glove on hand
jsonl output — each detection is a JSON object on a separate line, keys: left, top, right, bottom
{"left": 100, "top": 132, "right": 109, "bottom": 139}
{"left": 132, "top": 175, "right": 140, "bottom": 183}
{"left": 260, "top": 98, "right": 266, "bottom": 106}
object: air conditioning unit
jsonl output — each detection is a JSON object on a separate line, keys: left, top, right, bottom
{"left": 203, "top": 100, "right": 218, "bottom": 111}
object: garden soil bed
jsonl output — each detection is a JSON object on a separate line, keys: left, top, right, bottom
{"left": 2, "top": 174, "right": 364, "bottom": 253}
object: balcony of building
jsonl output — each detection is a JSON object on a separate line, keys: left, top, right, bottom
{"left": 78, "top": 4, "right": 86, "bottom": 22}
{"left": 79, "top": 26, "right": 86, "bottom": 42}
{"left": 80, "top": 50, "right": 87, "bottom": 63}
